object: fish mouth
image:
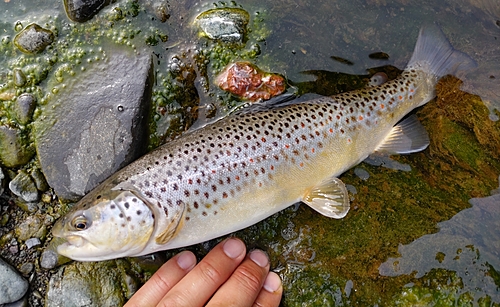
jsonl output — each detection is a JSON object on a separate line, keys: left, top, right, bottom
{"left": 65, "top": 235, "right": 86, "bottom": 247}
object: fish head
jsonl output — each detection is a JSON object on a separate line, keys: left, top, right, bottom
{"left": 52, "top": 188, "right": 155, "bottom": 261}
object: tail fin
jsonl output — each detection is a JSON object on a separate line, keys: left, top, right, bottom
{"left": 406, "top": 25, "right": 476, "bottom": 78}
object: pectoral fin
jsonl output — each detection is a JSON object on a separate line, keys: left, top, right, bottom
{"left": 375, "top": 115, "right": 429, "bottom": 154}
{"left": 156, "top": 201, "right": 185, "bottom": 245}
{"left": 302, "top": 177, "right": 350, "bottom": 219}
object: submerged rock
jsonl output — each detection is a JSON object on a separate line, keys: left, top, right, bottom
{"left": 0, "top": 258, "right": 29, "bottom": 305}
{"left": 216, "top": 61, "right": 286, "bottom": 101}
{"left": 34, "top": 46, "right": 153, "bottom": 201}
{"left": 64, "top": 0, "right": 111, "bottom": 23}
{"left": 0, "top": 126, "right": 35, "bottom": 168}
{"left": 195, "top": 8, "right": 250, "bottom": 43}
{"left": 14, "top": 93, "right": 36, "bottom": 125}
{"left": 14, "top": 24, "right": 54, "bottom": 54}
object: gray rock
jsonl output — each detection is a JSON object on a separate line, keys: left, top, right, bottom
{"left": 0, "top": 258, "right": 29, "bottom": 304}
{"left": 30, "top": 168, "right": 49, "bottom": 192}
{"left": 13, "top": 68, "right": 27, "bottom": 87}
{"left": 14, "top": 93, "right": 36, "bottom": 125}
{"left": 0, "top": 125, "right": 35, "bottom": 167}
{"left": 3, "top": 295, "right": 29, "bottom": 307}
{"left": 9, "top": 171, "right": 40, "bottom": 203}
{"left": 25, "top": 237, "right": 41, "bottom": 249}
{"left": 45, "top": 261, "right": 126, "bottom": 307}
{"left": 34, "top": 46, "right": 153, "bottom": 201}
{"left": 14, "top": 23, "right": 54, "bottom": 54}
{"left": 195, "top": 8, "right": 250, "bottom": 43}
{"left": 64, "top": 0, "right": 111, "bottom": 22}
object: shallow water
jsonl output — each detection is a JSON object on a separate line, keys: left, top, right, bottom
{"left": 0, "top": 0, "right": 499, "bottom": 306}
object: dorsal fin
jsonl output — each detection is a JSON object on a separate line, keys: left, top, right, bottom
{"left": 375, "top": 115, "right": 429, "bottom": 154}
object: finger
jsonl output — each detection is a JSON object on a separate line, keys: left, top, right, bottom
{"left": 253, "top": 272, "right": 283, "bottom": 307}
{"left": 124, "top": 251, "right": 197, "bottom": 307}
{"left": 207, "top": 249, "right": 270, "bottom": 306}
{"left": 157, "top": 237, "right": 246, "bottom": 307}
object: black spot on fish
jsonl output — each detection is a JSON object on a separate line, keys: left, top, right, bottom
{"left": 124, "top": 202, "right": 129, "bottom": 209}
{"left": 110, "top": 205, "right": 116, "bottom": 209}
{"left": 136, "top": 210, "right": 142, "bottom": 215}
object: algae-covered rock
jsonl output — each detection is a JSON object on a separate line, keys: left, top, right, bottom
{"left": 0, "top": 126, "right": 35, "bottom": 168}
{"left": 195, "top": 8, "right": 250, "bottom": 43}
{"left": 64, "top": 0, "right": 111, "bottom": 23}
{"left": 14, "top": 24, "right": 54, "bottom": 54}
{"left": 14, "top": 215, "right": 46, "bottom": 242}
{"left": 45, "top": 261, "right": 126, "bottom": 307}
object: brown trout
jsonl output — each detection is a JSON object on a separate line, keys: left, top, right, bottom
{"left": 52, "top": 25, "right": 475, "bottom": 261}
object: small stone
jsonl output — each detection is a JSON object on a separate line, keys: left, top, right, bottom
{"left": 196, "top": 8, "right": 249, "bottom": 43}
{"left": 19, "top": 262, "right": 34, "bottom": 275}
{"left": 25, "top": 237, "right": 41, "bottom": 249}
{"left": 13, "top": 93, "right": 36, "bottom": 125}
{"left": 9, "top": 171, "right": 40, "bottom": 203}
{"left": 0, "top": 126, "right": 35, "bottom": 167}
{"left": 15, "top": 215, "right": 46, "bottom": 241}
{"left": 30, "top": 168, "right": 49, "bottom": 192}
{"left": 216, "top": 62, "right": 286, "bottom": 101}
{"left": 40, "top": 250, "right": 59, "bottom": 269}
{"left": 354, "top": 167, "right": 370, "bottom": 181}
{"left": 14, "top": 24, "right": 54, "bottom": 54}
{"left": 64, "top": 0, "right": 111, "bottom": 22}
{"left": 0, "top": 258, "right": 29, "bottom": 304}
{"left": 13, "top": 68, "right": 27, "bottom": 87}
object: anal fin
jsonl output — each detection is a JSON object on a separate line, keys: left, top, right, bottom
{"left": 302, "top": 177, "right": 350, "bottom": 219}
{"left": 375, "top": 115, "right": 429, "bottom": 154}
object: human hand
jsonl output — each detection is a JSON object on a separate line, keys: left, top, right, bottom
{"left": 125, "top": 237, "right": 283, "bottom": 307}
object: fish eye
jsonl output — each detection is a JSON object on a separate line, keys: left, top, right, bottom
{"left": 72, "top": 216, "right": 91, "bottom": 231}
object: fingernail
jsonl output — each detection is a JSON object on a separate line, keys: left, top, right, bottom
{"left": 223, "top": 238, "right": 245, "bottom": 259}
{"left": 249, "top": 250, "right": 269, "bottom": 268}
{"left": 263, "top": 272, "right": 282, "bottom": 293}
{"left": 177, "top": 251, "right": 196, "bottom": 270}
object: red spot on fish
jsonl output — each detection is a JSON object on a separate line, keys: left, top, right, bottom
{"left": 270, "top": 165, "right": 274, "bottom": 171}
{"left": 329, "top": 128, "right": 334, "bottom": 133}
{"left": 348, "top": 138, "right": 351, "bottom": 143}
{"left": 301, "top": 122, "right": 305, "bottom": 128}
{"left": 188, "top": 179, "right": 193, "bottom": 184}
{"left": 311, "top": 148, "right": 315, "bottom": 153}
{"left": 410, "top": 88, "right": 414, "bottom": 93}
{"left": 336, "top": 115, "right": 341, "bottom": 120}
{"left": 212, "top": 170, "right": 216, "bottom": 174}
{"left": 398, "top": 95, "right": 403, "bottom": 100}
{"left": 222, "top": 192, "right": 228, "bottom": 198}
{"left": 261, "top": 137, "right": 266, "bottom": 142}
{"left": 285, "top": 144, "right": 290, "bottom": 149}
{"left": 380, "top": 104, "right": 385, "bottom": 109}
{"left": 249, "top": 158, "right": 254, "bottom": 163}
{"left": 358, "top": 115, "right": 363, "bottom": 121}
{"left": 300, "top": 162, "right": 304, "bottom": 167}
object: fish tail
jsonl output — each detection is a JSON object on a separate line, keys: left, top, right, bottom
{"left": 406, "top": 24, "right": 476, "bottom": 78}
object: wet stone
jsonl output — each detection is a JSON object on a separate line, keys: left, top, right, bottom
{"left": 13, "top": 68, "right": 27, "bottom": 87}
{"left": 0, "top": 258, "right": 29, "bottom": 305}
{"left": 25, "top": 237, "right": 41, "bottom": 249}
{"left": 14, "top": 93, "right": 36, "bottom": 125}
{"left": 196, "top": 8, "right": 250, "bottom": 43}
{"left": 9, "top": 170, "right": 40, "bottom": 203}
{"left": 30, "top": 168, "right": 49, "bottom": 192}
{"left": 45, "top": 261, "right": 126, "bottom": 307}
{"left": 15, "top": 215, "right": 46, "bottom": 241}
{"left": 34, "top": 46, "right": 153, "bottom": 201}
{"left": 14, "top": 24, "right": 54, "bottom": 54}
{"left": 64, "top": 0, "right": 111, "bottom": 22}
{"left": 0, "top": 126, "right": 35, "bottom": 167}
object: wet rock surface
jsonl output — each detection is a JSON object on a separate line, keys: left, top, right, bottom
{"left": 13, "top": 94, "right": 36, "bottom": 125}
{"left": 64, "top": 0, "right": 111, "bottom": 23}
{"left": 9, "top": 171, "right": 40, "bottom": 203}
{"left": 34, "top": 46, "right": 153, "bottom": 201}
{"left": 14, "top": 24, "right": 54, "bottom": 54}
{"left": 216, "top": 61, "right": 286, "bottom": 101}
{"left": 196, "top": 8, "right": 250, "bottom": 43}
{"left": 0, "top": 126, "right": 35, "bottom": 168}
{"left": 0, "top": 257, "right": 29, "bottom": 304}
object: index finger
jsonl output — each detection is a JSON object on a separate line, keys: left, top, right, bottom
{"left": 124, "top": 251, "right": 197, "bottom": 307}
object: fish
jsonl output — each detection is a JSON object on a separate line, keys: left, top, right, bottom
{"left": 52, "top": 25, "right": 475, "bottom": 261}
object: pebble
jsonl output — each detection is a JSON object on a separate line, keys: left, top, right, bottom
{"left": 354, "top": 167, "right": 370, "bottom": 181}
{"left": 9, "top": 171, "right": 40, "bottom": 203}
{"left": 15, "top": 215, "right": 46, "bottom": 241}
{"left": 25, "top": 237, "right": 41, "bottom": 249}
{"left": 14, "top": 23, "right": 54, "bottom": 54}
{"left": 0, "top": 125, "right": 35, "bottom": 168}
{"left": 196, "top": 8, "right": 250, "bottom": 43}
{"left": 0, "top": 258, "right": 29, "bottom": 305}
{"left": 64, "top": 0, "right": 110, "bottom": 22}
{"left": 13, "top": 93, "right": 36, "bottom": 125}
